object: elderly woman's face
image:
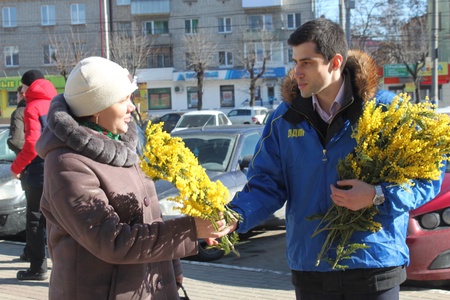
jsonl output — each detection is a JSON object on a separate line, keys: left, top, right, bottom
{"left": 97, "top": 95, "right": 136, "bottom": 135}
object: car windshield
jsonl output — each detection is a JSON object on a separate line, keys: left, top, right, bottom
{"left": 179, "top": 134, "right": 237, "bottom": 172}
{"left": 0, "top": 128, "right": 16, "bottom": 162}
{"left": 178, "top": 115, "right": 215, "bottom": 128}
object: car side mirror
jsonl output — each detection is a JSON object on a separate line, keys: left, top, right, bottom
{"left": 239, "top": 155, "right": 253, "bottom": 170}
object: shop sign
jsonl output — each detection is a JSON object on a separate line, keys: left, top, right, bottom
{"left": 0, "top": 78, "right": 21, "bottom": 90}
{"left": 384, "top": 63, "right": 448, "bottom": 78}
{"left": 384, "top": 64, "right": 411, "bottom": 78}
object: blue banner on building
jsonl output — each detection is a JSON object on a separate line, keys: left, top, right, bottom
{"left": 175, "top": 67, "right": 286, "bottom": 81}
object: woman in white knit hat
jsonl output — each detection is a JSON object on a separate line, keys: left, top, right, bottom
{"left": 35, "top": 57, "right": 230, "bottom": 299}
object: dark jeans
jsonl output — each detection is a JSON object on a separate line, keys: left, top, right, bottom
{"left": 295, "top": 285, "right": 400, "bottom": 300}
{"left": 24, "top": 185, "right": 47, "bottom": 273}
{"left": 292, "top": 267, "right": 405, "bottom": 300}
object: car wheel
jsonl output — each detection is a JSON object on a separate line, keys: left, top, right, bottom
{"left": 189, "top": 239, "right": 225, "bottom": 262}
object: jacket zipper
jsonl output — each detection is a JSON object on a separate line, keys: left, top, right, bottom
{"left": 290, "top": 97, "right": 355, "bottom": 165}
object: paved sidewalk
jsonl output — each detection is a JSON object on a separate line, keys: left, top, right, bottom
{"left": 1, "top": 240, "right": 450, "bottom": 299}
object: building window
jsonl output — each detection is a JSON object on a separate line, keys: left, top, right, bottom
{"left": 145, "top": 20, "right": 169, "bottom": 35}
{"left": 220, "top": 85, "right": 234, "bottom": 107}
{"left": 117, "top": 21, "right": 132, "bottom": 36}
{"left": 187, "top": 86, "right": 198, "bottom": 109}
{"left": 248, "top": 15, "right": 272, "bottom": 31}
{"left": 185, "top": 19, "right": 198, "bottom": 34}
{"left": 2, "top": 7, "right": 17, "bottom": 28}
{"left": 8, "top": 91, "right": 17, "bottom": 107}
{"left": 287, "top": 48, "right": 293, "bottom": 63}
{"left": 41, "top": 5, "right": 56, "bottom": 26}
{"left": 245, "top": 42, "right": 283, "bottom": 63}
{"left": 287, "top": 13, "right": 300, "bottom": 29}
{"left": 117, "top": 0, "right": 131, "bottom": 5}
{"left": 43, "top": 45, "right": 57, "bottom": 65}
{"left": 218, "top": 17, "right": 231, "bottom": 33}
{"left": 147, "top": 54, "right": 172, "bottom": 68}
{"left": 219, "top": 51, "right": 233, "bottom": 67}
{"left": 4, "top": 46, "right": 19, "bottom": 67}
{"left": 185, "top": 53, "right": 191, "bottom": 69}
{"left": 271, "top": 42, "right": 283, "bottom": 62}
{"left": 148, "top": 88, "right": 171, "bottom": 110}
{"left": 71, "top": 3, "right": 86, "bottom": 25}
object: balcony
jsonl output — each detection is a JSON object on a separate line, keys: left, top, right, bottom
{"left": 131, "top": 0, "right": 169, "bottom": 15}
{"left": 242, "top": 0, "right": 282, "bottom": 8}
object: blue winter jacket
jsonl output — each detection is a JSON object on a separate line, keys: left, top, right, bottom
{"left": 230, "top": 51, "right": 444, "bottom": 272}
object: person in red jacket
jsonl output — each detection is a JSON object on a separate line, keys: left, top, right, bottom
{"left": 12, "top": 70, "right": 57, "bottom": 281}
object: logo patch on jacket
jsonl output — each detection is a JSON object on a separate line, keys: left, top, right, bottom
{"left": 288, "top": 129, "right": 305, "bottom": 138}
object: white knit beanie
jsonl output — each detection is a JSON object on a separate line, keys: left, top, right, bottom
{"left": 64, "top": 56, "right": 138, "bottom": 117}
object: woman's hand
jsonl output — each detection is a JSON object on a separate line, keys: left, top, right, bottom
{"left": 194, "top": 214, "right": 232, "bottom": 242}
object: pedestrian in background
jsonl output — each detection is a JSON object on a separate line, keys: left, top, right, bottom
{"left": 7, "top": 85, "right": 29, "bottom": 262}
{"left": 35, "top": 56, "right": 230, "bottom": 299}
{"left": 12, "top": 70, "right": 57, "bottom": 281}
{"left": 8, "top": 85, "right": 26, "bottom": 154}
{"left": 227, "top": 18, "right": 444, "bottom": 300}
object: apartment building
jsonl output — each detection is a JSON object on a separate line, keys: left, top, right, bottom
{"left": 115, "top": 0, "right": 313, "bottom": 113}
{"left": 0, "top": 0, "right": 103, "bottom": 118}
{"left": 0, "top": 0, "right": 313, "bottom": 117}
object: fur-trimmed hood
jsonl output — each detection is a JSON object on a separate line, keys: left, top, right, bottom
{"left": 281, "top": 50, "right": 379, "bottom": 104}
{"left": 36, "top": 94, "right": 138, "bottom": 167}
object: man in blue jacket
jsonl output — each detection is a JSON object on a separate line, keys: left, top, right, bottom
{"left": 228, "top": 18, "right": 444, "bottom": 299}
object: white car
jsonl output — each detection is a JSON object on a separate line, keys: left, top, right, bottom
{"left": 171, "top": 110, "right": 232, "bottom": 132}
{"left": 227, "top": 106, "right": 269, "bottom": 124}
{"left": 437, "top": 106, "right": 450, "bottom": 116}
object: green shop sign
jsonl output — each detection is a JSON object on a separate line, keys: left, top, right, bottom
{"left": 384, "top": 63, "right": 448, "bottom": 78}
{"left": 384, "top": 64, "right": 411, "bottom": 78}
{"left": 0, "top": 75, "right": 65, "bottom": 91}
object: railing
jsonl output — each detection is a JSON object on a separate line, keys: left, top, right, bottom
{"left": 131, "top": 0, "right": 170, "bottom": 15}
{"left": 242, "top": 0, "right": 282, "bottom": 8}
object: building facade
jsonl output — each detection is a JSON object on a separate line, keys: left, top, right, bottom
{"left": 0, "top": 0, "right": 313, "bottom": 117}
{"left": 0, "top": 0, "right": 103, "bottom": 118}
{"left": 127, "top": 0, "right": 313, "bottom": 114}
{"left": 1, "top": 1, "right": 450, "bottom": 118}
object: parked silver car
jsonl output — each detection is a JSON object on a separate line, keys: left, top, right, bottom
{"left": 0, "top": 125, "right": 26, "bottom": 237}
{"left": 171, "top": 110, "right": 232, "bottom": 132}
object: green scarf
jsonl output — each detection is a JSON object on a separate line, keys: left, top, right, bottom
{"left": 80, "top": 121, "right": 120, "bottom": 140}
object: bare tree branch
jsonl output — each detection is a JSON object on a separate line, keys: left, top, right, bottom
{"left": 237, "top": 30, "right": 276, "bottom": 107}
{"left": 184, "top": 31, "right": 218, "bottom": 111}
{"left": 109, "top": 31, "right": 155, "bottom": 77}
{"left": 48, "top": 27, "right": 93, "bottom": 81}
{"left": 109, "top": 30, "right": 157, "bottom": 126}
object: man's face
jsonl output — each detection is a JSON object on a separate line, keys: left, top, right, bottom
{"left": 291, "top": 42, "right": 335, "bottom": 101}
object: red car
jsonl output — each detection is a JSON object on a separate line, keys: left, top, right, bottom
{"left": 406, "top": 163, "right": 450, "bottom": 284}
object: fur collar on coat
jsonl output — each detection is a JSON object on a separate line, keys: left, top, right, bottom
{"left": 36, "top": 94, "right": 138, "bottom": 167}
{"left": 281, "top": 50, "right": 380, "bottom": 104}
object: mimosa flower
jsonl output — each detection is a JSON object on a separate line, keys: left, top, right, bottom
{"left": 140, "top": 122, "right": 240, "bottom": 256}
{"left": 310, "top": 93, "right": 450, "bottom": 270}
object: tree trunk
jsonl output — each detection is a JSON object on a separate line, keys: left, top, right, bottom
{"left": 249, "top": 78, "right": 256, "bottom": 107}
{"left": 414, "top": 80, "right": 421, "bottom": 104}
{"left": 197, "top": 69, "right": 204, "bottom": 110}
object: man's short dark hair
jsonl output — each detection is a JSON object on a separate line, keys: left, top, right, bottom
{"left": 288, "top": 18, "right": 348, "bottom": 66}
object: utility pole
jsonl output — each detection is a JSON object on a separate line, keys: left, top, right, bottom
{"left": 431, "top": 0, "right": 439, "bottom": 107}
{"left": 346, "top": 0, "right": 355, "bottom": 47}
{"left": 103, "top": 0, "right": 110, "bottom": 60}
{"left": 339, "top": 0, "right": 346, "bottom": 34}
